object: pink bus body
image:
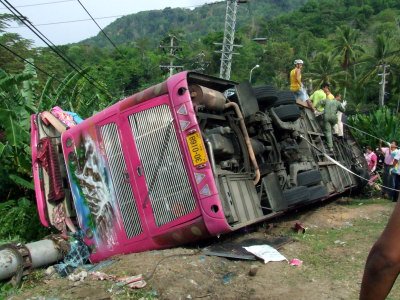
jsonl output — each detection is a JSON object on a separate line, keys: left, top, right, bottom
{"left": 31, "top": 72, "right": 367, "bottom": 262}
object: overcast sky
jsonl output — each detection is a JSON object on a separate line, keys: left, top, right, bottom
{"left": 1, "top": 0, "right": 223, "bottom": 46}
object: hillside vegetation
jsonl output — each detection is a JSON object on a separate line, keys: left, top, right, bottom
{"left": 82, "top": 0, "right": 307, "bottom": 47}
{"left": 0, "top": 0, "right": 400, "bottom": 243}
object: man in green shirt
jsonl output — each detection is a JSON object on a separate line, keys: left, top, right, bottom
{"left": 309, "top": 82, "right": 331, "bottom": 114}
{"left": 319, "top": 94, "right": 347, "bottom": 152}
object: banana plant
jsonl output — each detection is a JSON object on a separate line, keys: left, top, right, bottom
{"left": 0, "top": 62, "right": 38, "bottom": 201}
{"left": 348, "top": 107, "right": 400, "bottom": 148}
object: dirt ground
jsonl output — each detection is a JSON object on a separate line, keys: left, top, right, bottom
{"left": 7, "top": 197, "right": 399, "bottom": 300}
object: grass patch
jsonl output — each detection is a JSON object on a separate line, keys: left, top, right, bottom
{"left": 338, "top": 196, "right": 390, "bottom": 207}
{"left": 283, "top": 200, "right": 400, "bottom": 298}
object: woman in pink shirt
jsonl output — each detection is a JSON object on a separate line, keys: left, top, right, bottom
{"left": 380, "top": 141, "right": 398, "bottom": 198}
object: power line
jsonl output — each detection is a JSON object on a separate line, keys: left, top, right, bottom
{"left": 7, "top": 1, "right": 226, "bottom": 29}
{"left": 0, "top": 42, "right": 63, "bottom": 84}
{"left": 76, "top": 0, "right": 123, "bottom": 55}
{"left": 9, "top": 15, "right": 124, "bottom": 28}
{"left": 0, "top": 0, "right": 113, "bottom": 99}
{"left": 0, "top": 0, "right": 74, "bottom": 10}
{"left": 0, "top": 0, "right": 222, "bottom": 11}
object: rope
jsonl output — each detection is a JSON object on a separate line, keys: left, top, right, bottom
{"left": 299, "top": 135, "right": 400, "bottom": 192}
{"left": 343, "top": 123, "right": 391, "bottom": 145}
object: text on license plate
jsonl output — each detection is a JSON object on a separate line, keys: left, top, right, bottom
{"left": 186, "top": 132, "right": 208, "bottom": 167}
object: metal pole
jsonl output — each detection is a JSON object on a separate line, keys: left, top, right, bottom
{"left": 0, "top": 239, "right": 66, "bottom": 281}
{"left": 217, "top": 0, "right": 246, "bottom": 80}
{"left": 249, "top": 64, "right": 259, "bottom": 83}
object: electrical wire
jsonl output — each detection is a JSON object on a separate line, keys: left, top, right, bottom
{"left": 0, "top": 42, "right": 64, "bottom": 84}
{"left": 76, "top": 0, "right": 123, "bottom": 56}
{"left": 0, "top": 0, "right": 222, "bottom": 11}
{"left": 8, "top": 15, "right": 124, "bottom": 28}
{"left": 7, "top": 1, "right": 226, "bottom": 29}
{"left": 0, "top": 0, "right": 75, "bottom": 9}
{"left": 0, "top": 0, "right": 113, "bottom": 99}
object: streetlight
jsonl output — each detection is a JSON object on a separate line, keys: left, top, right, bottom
{"left": 249, "top": 64, "right": 260, "bottom": 83}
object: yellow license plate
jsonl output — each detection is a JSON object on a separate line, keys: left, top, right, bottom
{"left": 186, "top": 132, "right": 208, "bottom": 167}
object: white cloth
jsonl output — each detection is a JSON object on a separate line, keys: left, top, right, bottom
{"left": 243, "top": 245, "right": 287, "bottom": 264}
{"left": 333, "top": 111, "right": 344, "bottom": 137}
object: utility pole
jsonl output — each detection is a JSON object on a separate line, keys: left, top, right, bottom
{"left": 378, "top": 63, "right": 390, "bottom": 107}
{"left": 215, "top": 0, "right": 247, "bottom": 80}
{"left": 159, "top": 34, "right": 183, "bottom": 77}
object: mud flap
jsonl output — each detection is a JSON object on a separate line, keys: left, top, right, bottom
{"left": 218, "top": 174, "right": 264, "bottom": 225}
{"left": 261, "top": 173, "right": 287, "bottom": 212}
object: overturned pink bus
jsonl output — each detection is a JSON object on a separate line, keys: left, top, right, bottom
{"left": 31, "top": 72, "right": 368, "bottom": 262}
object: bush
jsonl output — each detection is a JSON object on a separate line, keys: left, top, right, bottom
{"left": 347, "top": 107, "right": 400, "bottom": 148}
{"left": 0, "top": 198, "right": 51, "bottom": 243}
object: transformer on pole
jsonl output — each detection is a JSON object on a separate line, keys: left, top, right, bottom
{"left": 215, "top": 0, "right": 247, "bottom": 80}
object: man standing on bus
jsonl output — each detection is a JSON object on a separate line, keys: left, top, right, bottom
{"left": 319, "top": 94, "right": 346, "bottom": 153}
{"left": 290, "top": 59, "right": 308, "bottom": 102}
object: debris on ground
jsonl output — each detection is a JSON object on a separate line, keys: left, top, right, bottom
{"left": 243, "top": 245, "right": 287, "bottom": 264}
{"left": 68, "top": 270, "right": 88, "bottom": 282}
{"left": 203, "top": 236, "right": 292, "bottom": 260}
{"left": 293, "top": 221, "right": 307, "bottom": 234}
{"left": 289, "top": 258, "right": 303, "bottom": 267}
{"left": 334, "top": 240, "right": 347, "bottom": 246}
{"left": 54, "top": 232, "right": 90, "bottom": 277}
{"left": 90, "top": 271, "right": 146, "bottom": 288}
{"left": 222, "top": 272, "right": 236, "bottom": 284}
{"left": 248, "top": 264, "right": 259, "bottom": 276}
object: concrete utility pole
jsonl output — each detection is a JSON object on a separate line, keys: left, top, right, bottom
{"left": 159, "top": 34, "right": 183, "bottom": 77}
{"left": 378, "top": 64, "right": 390, "bottom": 106}
{"left": 215, "top": 0, "right": 247, "bottom": 80}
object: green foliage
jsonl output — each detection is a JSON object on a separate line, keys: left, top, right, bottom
{"left": 0, "top": 64, "right": 37, "bottom": 200}
{"left": 9, "top": 174, "right": 34, "bottom": 190}
{"left": 0, "top": 282, "right": 15, "bottom": 300}
{"left": 0, "top": 198, "right": 50, "bottom": 242}
{"left": 3, "top": 0, "right": 399, "bottom": 110}
{"left": 0, "top": 0, "right": 400, "bottom": 244}
{"left": 348, "top": 107, "right": 400, "bottom": 147}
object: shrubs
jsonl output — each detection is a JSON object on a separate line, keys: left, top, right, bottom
{"left": 0, "top": 198, "right": 51, "bottom": 243}
{"left": 347, "top": 107, "right": 400, "bottom": 148}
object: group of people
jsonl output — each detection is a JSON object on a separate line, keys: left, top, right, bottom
{"left": 361, "top": 141, "right": 400, "bottom": 300}
{"left": 289, "top": 59, "right": 346, "bottom": 152}
{"left": 290, "top": 58, "right": 400, "bottom": 299}
{"left": 364, "top": 141, "right": 400, "bottom": 202}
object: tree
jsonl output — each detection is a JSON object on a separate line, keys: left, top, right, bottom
{"left": 305, "top": 52, "right": 345, "bottom": 92}
{"left": 331, "top": 25, "right": 364, "bottom": 97}
{"left": 357, "top": 34, "right": 400, "bottom": 106}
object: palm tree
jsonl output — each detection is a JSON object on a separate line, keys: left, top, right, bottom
{"left": 305, "top": 52, "right": 345, "bottom": 93}
{"left": 359, "top": 35, "right": 399, "bottom": 81}
{"left": 331, "top": 25, "right": 364, "bottom": 98}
